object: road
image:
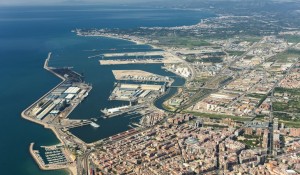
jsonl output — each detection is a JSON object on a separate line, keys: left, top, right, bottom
{"left": 77, "top": 149, "right": 94, "bottom": 175}
{"left": 176, "top": 41, "right": 261, "bottom": 112}
{"left": 268, "top": 61, "right": 297, "bottom": 155}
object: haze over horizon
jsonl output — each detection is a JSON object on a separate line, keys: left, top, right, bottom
{"left": 0, "top": 0, "right": 152, "bottom": 6}
{"left": 1, "top": 0, "right": 292, "bottom": 6}
{"left": 1, "top": 0, "right": 300, "bottom": 174}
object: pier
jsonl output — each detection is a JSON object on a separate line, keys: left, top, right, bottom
{"left": 103, "top": 51, "right": 164, "bottom": 57}
{"left": 61, "top": 120, "right": 100, "bottom": 129}
{"left": 101, "top": 104, "right": 146, "bottom": 118}
{"left": 29, "top": 143, "right": 75, "bottom": 172}
{"left": 60, "top": 120, "right": 92, "bottom": 129}
{"left": 100, "top": 52, "right": 183, "bottom": 65}
{"left": 112, "top": 69, "right": 171, "bottom": 82}
{"left": 43, "top": 52, "right": 65, "bottom": 80}
{"left": 22, "top": 53, "right": 92, "bottom": 174}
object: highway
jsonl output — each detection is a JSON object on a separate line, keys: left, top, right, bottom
{"left": 268, "top": 61, "right": 297, "bottom": 155}
{"left": 175, "top": 41, "right": 262, "bottom": 112}
{"left": 77, "top": 41, "right": 298, "bottom": 174}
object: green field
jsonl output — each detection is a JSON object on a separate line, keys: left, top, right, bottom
{"left": 279, "top": 120, "right": 300, "bottom": 128}
{"left": 201, "top": 57, "right": 223, "bottom": 63}
{"left": 177, "top": 89, "right": 213, "bottom": 111}
{"left": 227, "top": 51, "right": 245, "bottom": 56}
{"left": 273, "top": 100, "right": 300, "bottom": 113}
{"left": 274, "top": 112, "right": 300, "bottom": 122}
{"left": 162, "top": 103, "right": 177, "bottom": 112}
{"left": 194, "top": 77, "right": 209, "bottom": 83}
{"left": 246, "top": 93, "right": 266, "bottom": 99}
{"left": 273, "top": 87, "right": 300, "bottom": 113}
{"left": 239, "top": 135, "right": 261, "bottom": 148}
{"left": 270, "top": 49, "right": 300, "bottom": 62}
{"left": 273, "top": 102, "right": 289, "bottom": 111}
{"left": 244, "top": 55, "right": 254, "bottom": 60}
{"left": 185, "top": 111, "right": 252, "bottom": 122}
{"left": 158, "top": 37, "right": 211, "bottom": 48}
{"left": 254, "top": 115, "right": 267, "bottom": 121}
{"left": 186, "top": 56, "right": 223, "bottom": 63}
{"left": 275, "top": 87, "right": 300, "bottom": 95}
{"left": 283, "top": 35, "right": 300, "bottom": 43}
{"left": 272, "top": 87, "right": 300, "bottom": 127}
{"left": 242, "top": 36, "right": 261, "bottom": 43}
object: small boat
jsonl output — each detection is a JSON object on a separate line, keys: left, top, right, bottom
{"left": 90, "top": 122, "right": 100, "bottom": 128}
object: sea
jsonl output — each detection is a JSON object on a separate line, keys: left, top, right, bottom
{"left": 0, "top": 5, "right": 214, "bottom": 175}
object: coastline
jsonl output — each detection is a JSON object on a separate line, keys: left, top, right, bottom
{"left": 2, "top": 6, "right": 220, "bottom": 175}
{"left": 76, "top": 31, "right": 187, "bottom": 112}
{"left": 21, "top": 53, "right": 78, "bottom": 175}
{"left": 24, "top": 32, "right": 187, "bottom": 174}
{"left": 76, "top": 32, "right": 159, "bottom": 49}
{"left": 29, "top": 143, "right": 76, "bottom": 175}
{"left": 21, "top": 52, "right": 67, "bottom": 144}
{"left": 21, "top": 53, "right": 66, "bottom": 115}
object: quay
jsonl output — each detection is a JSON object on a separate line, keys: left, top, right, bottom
{"left": 100, "top": 52, "right": 183, "bottom": 65}
{"left": 103, "top": 51, "right": 164, "bottom": 57}
{"left": 101, "top": 104, "right": 146, "bottom": 118}
{"left": 29, "top": 143, "right": 76, "bottom": 174}
{"left": 22, "top": 52, "right": 93, "bottom": 174}
{"left": 112, "top": 69, "right": 172, "bottom": 83}
{"left": 22, "top": 53, "right": 91, "bottom": 128}
{"left": 60, "top": 119, "right": 93, "bottom": 130}
{"left": 108, "top": 82, "right": 166, "bottom": 104}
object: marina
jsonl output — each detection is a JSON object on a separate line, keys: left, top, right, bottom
{"left": 30, "top": 143, "right": 74, "bottom": 171}
{"left": 20, "top": 12, "right": 186, "bottom": 175}
{"left": 2, "top": 5, "right": 207, "bottom": 175}
{"left": 22, "top": 53, "right": 92, "bottom": 174}
{"left": 30, "top": 143, "right": 73, "bottom": 169}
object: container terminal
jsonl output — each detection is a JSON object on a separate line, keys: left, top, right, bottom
{"left": 101, "top": 68, "right": 175, "bottom": 120}
{"left": 112, "top": 69, "right": 172, "bottom": 83}
{"left": 109, "top": 82, "right": 167, "bottom": 102}
{"left": 24, "top": 52, "right": 176, "bottom": 174}
{"left": 24, "top": 29, "right": 194, "bottom": 175}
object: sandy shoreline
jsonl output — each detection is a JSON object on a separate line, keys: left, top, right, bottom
{"left": 77, "top": 32, "right": 159, "bottom": 49}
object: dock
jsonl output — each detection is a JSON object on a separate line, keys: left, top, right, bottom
{"left": 29, "top": 143, "right": 76, "bottom": 173}
{"left": 103, "top": 51, "right": 164, "bottom": 57}
{"left": 21, "top": 52, "right": 92, "bottom": 173}
{"left": 61, "top": 120, "right": 92, "bottom": 129}
{"left": 101, "top": 105, "right": 145, "bottom": 118}
{"left": 109, "top": 83, "right": 166, "bottom": 102}
{"left": 100, "top": 52, "right": 183, "bottom": 65}
{"left": 112, "top": 70, "right": 171, "bottom": 82}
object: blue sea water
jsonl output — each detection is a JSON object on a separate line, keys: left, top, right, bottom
{"left": 0, "top": 5, "right": 214, "bottom": 174}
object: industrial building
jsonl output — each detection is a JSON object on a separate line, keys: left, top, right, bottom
{"left": 29, "top": 82, "right": 86, "bottom": 121}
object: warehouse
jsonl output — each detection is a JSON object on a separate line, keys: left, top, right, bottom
{"left": 65, "top": 94, "right": 75, "bottom": 100}
{"left": 64, "top": 87, "right": 81, "bottom": 94}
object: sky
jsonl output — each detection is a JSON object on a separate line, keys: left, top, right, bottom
{"left": 0, "top": 0, "right": 292, "bottom": 6}
{"left": 0, "top": 0, "right": 151, "bottom": 6}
